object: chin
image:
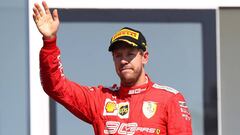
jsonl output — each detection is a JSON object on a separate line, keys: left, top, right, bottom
{"left": 120, "top": 73, "right": 136, "bottom": 84}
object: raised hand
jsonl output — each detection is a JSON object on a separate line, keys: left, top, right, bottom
{"left": 33, "top": 1, "right": 59, "bottom": 39}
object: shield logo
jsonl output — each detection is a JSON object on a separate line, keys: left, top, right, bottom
{"left": 142, "top": 101, "right": 157, "bottom": 119}
{"left": 118, "top": 102, "right": 129, "bottom": 119}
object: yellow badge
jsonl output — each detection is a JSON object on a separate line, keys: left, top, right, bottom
{"left": 156, "top": 129, "right": 161, "bottom": 134}
{"left": 105, "top": 101, "right": 117, "bottom": 113}
{"left": 103, "top": 98, "right": 118, "bottom": 116}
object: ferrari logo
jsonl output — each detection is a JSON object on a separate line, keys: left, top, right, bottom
{"left": 142, "top": 101, "right": 157, "bottom": 119}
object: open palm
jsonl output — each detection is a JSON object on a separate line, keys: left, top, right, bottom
{"left": 33, "top": 1, "right": 59, "bottom": 39}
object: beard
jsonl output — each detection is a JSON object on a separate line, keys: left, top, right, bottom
{"left": 117, "top": 66, "right": 143, "bottom": 87}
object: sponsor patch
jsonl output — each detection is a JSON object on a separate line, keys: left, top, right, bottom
{"left": 155, "top": 129, "right": 161, "bottom": 134}
{"left": 104, "top": 121, "right": 159, "bottom": 135}
{"left": 106, "top": 102, "right": 117, "bottom": 113}
{"left": 142, "top": 101, "right": 157, "bottom": 119}
{"left": 57, "top": 55, "right": 64, "bottom": 77}
{"left": 112, "top": 29, "right": 139, "bottom": 42}
{"left": 179, "top": 101, "right": 188, "bottom": 108}
{"left": 103, "top": 99, "right": 129, "bottom": 119}
{"left": 178, "top": 101, "right": 191, "bottom": 120}
{"left": 128, "top": 88, "right": 146, "bottom": 95}
{"left": 118, "top": 102, "right": 129, "bottom": 119}
{"left": 103, "top": 98, "right": 118, "bottom": 116}
{"left": 182, "top": 114, "right": 191, "bottom": 121}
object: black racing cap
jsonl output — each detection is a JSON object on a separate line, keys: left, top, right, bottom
{"left": 108, "top": 27, "right": 147, "bottom": 52}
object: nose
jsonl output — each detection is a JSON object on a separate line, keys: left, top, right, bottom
{"left": 120, "top": 57, "right": 129, "bottom": 65}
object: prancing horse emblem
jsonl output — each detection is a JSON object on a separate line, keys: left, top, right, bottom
{"left": 142, "top": 101, "right": 157, "bottom": 119}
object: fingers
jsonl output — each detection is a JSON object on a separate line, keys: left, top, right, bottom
{"left": 32, "top": 14, "right": 37, "bottom": 21}
{"left": 52, "top": 9, "right": 59, "bottom": 22}
{"left": 33, "top": 7, "right": 40, "bottom": 23}
{"left": 42, "top": 1, "right": 50, "bottom": 15}
{"left": 34, "top": 3, "right": 44, "bottom": 17}
{"left": 33, "top": 1, "right": 59, "bottom": 24}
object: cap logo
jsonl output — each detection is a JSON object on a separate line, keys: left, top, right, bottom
{"left": 112, "top": 29, "right": 139, "bottom": 42}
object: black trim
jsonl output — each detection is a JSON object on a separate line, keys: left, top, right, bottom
{"left": 50, "top": 98, "right": 57, "bottom": 135}
{"left": 201, "top": 11, "right": 218, "bottom": 135}
{"left": 58, "top": 9, "right": 214, "bottom": 23}
{"left": 50, "top": 9, "right": 218, "bottom": 135}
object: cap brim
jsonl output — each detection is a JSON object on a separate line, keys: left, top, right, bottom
{"left": 108, "top": 39, "right": 138, "bottom": 52}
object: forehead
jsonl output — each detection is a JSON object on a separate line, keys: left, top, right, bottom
{"left": 111, "top": 42, "right": 139, "bottom": 53}
{"left": 112, "top": 45, "right": 139, "bottom": 54}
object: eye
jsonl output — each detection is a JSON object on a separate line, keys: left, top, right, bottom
{"left": 128, "top": 53, "right": 134, "bottom": 56}
{"left": 113, "top": 53, "right": 121, "bottom": 58}
{"left": 128, "top": 52, "right": 136, "bottom": 57}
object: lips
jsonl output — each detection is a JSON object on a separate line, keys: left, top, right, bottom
{"left": 120, "top": 67, "right": 133, "bottom": 72}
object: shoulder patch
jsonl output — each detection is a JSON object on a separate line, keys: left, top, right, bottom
{"left": 152, "top": 83, "right": 179, "bottom": 94}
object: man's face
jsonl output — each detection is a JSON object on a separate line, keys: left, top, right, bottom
{"left": 112, "top": 43, "right": 149, "bottom": 86}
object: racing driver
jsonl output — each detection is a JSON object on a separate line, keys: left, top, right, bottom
{"left": 33, "top": 1, "right": 192, "bottom": 135}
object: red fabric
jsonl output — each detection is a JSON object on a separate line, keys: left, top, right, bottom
{"left": 40, "top": 37, "right": 192, "bottom": 135}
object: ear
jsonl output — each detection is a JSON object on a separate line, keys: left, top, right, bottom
{"left": 142, "top": 51, "right": 149, "bottom": 64}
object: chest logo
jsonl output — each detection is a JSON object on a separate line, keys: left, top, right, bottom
{"left": 103, "top": 98, "right": 118, "bottom": 116}
{"left": 118, "top": 102, "right": 129, "bottom": 119}
{"left": 103, "top": 99, "right": 130, "bottom": 118}
{"left": 106, "top": 101, "right": 117, "bottom": 113}
{"left": 142, "top": 101, "right": 157, "bottom": 119}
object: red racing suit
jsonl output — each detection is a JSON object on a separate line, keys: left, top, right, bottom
{"left": 40, "top": 37, "right": 192, "bottom": 135}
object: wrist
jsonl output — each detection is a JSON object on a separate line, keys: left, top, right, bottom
{"left": 42, "top": 35, "right": 57, "bottom": 50}
{"left": 43, "top": 34, "right": 56, "bottom": 40}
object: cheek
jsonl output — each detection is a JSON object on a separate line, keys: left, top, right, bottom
{"left": 113, "top": 61, "right": 120, "bottom": 72}
{"left": 142, "top": 58, "right": 148, "bottom": 64}
{"left": 131, "top": 59, "right": 142, "bottom": 70}
{"left": 138, "top": 56, "right": 145, "bottom": 64}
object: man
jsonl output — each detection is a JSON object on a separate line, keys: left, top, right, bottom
{"left": 33, "top": 1, "right": 192, "bottom": 135}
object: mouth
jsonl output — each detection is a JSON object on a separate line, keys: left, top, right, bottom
{"left": 120, "top": 67, "right": 133, "bottom": 72}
